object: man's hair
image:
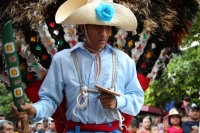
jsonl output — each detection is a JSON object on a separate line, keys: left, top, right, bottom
{"left": 149, "top": 124, "right": 158, "bottom": 131}
{"left": 0, "top": 114, "right": 5, "bottom": 117}
{"left": 0, "top": 120, "right": 13, "bottom": 131}
{"left": 42, "top": 118, "right": 48, "bottom": 122}
{"left": 36, "top": 123, "right": 42, "bottom": 127}
{"left": 130, "top": 119, "right": 139, "bottom": 128}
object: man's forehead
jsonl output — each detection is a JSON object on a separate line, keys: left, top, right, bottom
{"left": 3, "top": 123, "right": 13, "bottom": 128}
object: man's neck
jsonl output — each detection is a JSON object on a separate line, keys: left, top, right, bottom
{"left": 83, "top": 44, "right": 104, "bottom": 53}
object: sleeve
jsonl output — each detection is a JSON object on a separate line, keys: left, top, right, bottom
{"left": 182, "top": 122, "right": 192, "bottom": 133}
{"left": 30, "top": 56, "right": 65, "bottom": 122}
{"left": 115, "top": 52, "right": 144, "bottom": 116}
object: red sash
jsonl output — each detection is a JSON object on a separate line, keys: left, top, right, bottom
{"left": 63, "top": 120, "right": 119, "bottom": 133}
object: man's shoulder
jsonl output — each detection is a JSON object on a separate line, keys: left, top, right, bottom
{"left": 52, "top": 49, "right": 71, "bottom": 60}
{"left": 182, "top": 120, "right": 199, "bottom": 126}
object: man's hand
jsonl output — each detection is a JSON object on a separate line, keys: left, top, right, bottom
{"left": 11, "top": 103, "right": 36, "bottom": 121}
{"left": 191, "top": 126, "right": 199, "bottom": 133}
{"left": 98, "top": 93, "right": 117, "bottom": 110}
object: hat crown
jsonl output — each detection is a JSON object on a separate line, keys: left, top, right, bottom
{"left": 190, "top": 103, "right": 198, "bottom": 108}
{"left": 169, "top": 108, "right": 179, "bottom": 116}
{"left": 191, "top": 103, "right": 197, "bottom": 107}
{"left": 87, "top": 0, "right": 113, "bottom": 3}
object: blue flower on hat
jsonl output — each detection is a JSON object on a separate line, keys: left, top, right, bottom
{"left": 95, "top": 3, "right": 115, "bottom": 22}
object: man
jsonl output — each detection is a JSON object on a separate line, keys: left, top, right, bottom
{"left": 45, "top": 120, "right": 56, "bottom": 133}
{"left": 127, "top": 119, "right": 139, "bottom": 133}
{"left": 35, "top": 123, "right": 43, "bottom": 133}
{"left": 182, "top": 103, "right": 199, "bottom": 133}
{"left": 0, "top": 120, "right": 14, "bottom": 133}
{"left": 12, "top": 0, "right": 144, "bottom": 132}
{"left": 42, "top": 119, "right": 49, "bottom": 132}
{"left": 0, "top": 114, "right": 5, "bottom": 120}
{"left": 153, "top": 115, "right": 163, "bottom": 133}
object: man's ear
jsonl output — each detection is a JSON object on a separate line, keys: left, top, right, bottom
{"left": 79, "top": 25, "right": 85, "bottom": 33}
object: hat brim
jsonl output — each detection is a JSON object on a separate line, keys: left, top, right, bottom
{"left": 167, "top": 113, "right": 181, "bottom": 117}
{"left": 55, "top": 0, "right": 137, "bottom": 31}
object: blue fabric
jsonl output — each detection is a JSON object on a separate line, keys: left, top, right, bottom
{"left": 165, "top": 101, "right": 175, "bottom": 112}
{"left": 31, "top": 42, "right": 144, "bottom": 124}
{"left": 95, "top": 3, "right": 114, "bottom": 22}
{"left": 67, "top": 126, "right": 121, "bottom": 133}
{"left": 182, "top": 121, "right": 199, "bottom": 133}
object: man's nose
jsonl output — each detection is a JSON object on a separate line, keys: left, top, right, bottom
{"left": 99, "top": 26, "right": 108, "bottom": 36}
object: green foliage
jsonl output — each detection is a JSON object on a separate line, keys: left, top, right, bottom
{"left": 0, "top": 83, "right": 14, "bottom": 121}
{"left": 145, "top": 46, "right": 200, "bottom": 110}
{"left": 145, "top": 12, "right": 200, "bottom": 110}
{"left": 0, "top": 83, "right": 31, "bottom": 121}
{"left": 184, "top": 13, "right": 200, "bottom": 45}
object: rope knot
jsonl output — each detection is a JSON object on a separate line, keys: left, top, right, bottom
{"left": 81, "top": 86, "right": 88, "bottom": 98}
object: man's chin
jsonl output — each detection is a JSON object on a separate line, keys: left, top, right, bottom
{"left": 96, "top": 44, "right": 106, "bottom": 49}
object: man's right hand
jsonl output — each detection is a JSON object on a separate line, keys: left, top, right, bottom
{"left": 191, "top": 126, "right": 199, "bottom": 133}
{"left": 11, "top": 103, "right": 36, "bottom": 121}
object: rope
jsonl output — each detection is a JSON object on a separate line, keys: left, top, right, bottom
{"left": 73, "top": 86, "right": 98, "bottom": 117}
{"left": 71, "top": 50, "right": 124, "bottom": 130}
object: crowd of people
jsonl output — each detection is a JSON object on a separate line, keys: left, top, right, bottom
{"left": 0, "top": 116, "right": 56, "bottom": 133}
{"left": 127, "top": 103, "right": 200, "bottom": 133}
{"left": 1, "top": 102, "right": 200, "bottom": 133}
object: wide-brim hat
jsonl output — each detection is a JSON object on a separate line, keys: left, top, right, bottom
{"left": 55, "top": 0, "right": 137, "bottom": 31}
{"left": 167, "top": 108, "right": 180, "bottom": 117}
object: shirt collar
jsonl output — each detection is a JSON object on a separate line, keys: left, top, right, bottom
{"left": 69, "top": 42, "right": 114, "bottom": 53}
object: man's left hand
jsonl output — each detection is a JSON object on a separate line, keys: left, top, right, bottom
{"left": 98, "top": 93, "right": 117, "bottom": 110}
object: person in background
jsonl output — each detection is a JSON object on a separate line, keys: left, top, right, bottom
{"left": 0, "top": 120, "right": 14, "bottom": 133}
{"left": 28, "top": 123, "right": 34, "bottom": 133}
{"left": 128, "top": 119, "right": 139, "bottom": 133}
{"left": 153, "top": 115, "right": 163, "bottom": 125}
{"left": 162, "top": 108, "right": 183, "bottom": 133}
{"left": 182, "top": 103, "right": 199, "bottom": 133}
{"left": 138, "top": 116, "right": 152, "bottom": 133}
{"left": 14, "top": 121, "right": 21, "bottom": 132}
{"left": 149, "top": 124, "right": 159, "bottom": 133}
{"left": 0, "top": 114, "right": 5, "bottom": 121}
{"left": 37, "top": 129, "right": 45, "bottom": 133}
{"left": 45, "top": 120, "right": 56, "bottom": 133}
{"left": 35, "top": 123, "right": 42, "bottom": 133}
{"left": 153, "top": 115, "right": 163, "bottom": 133}
{"left": 42, "top": 119, "right": 48, "bottom": 132}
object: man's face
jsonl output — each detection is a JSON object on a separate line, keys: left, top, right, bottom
{"left": 1, "top": 123, "right": 14, "bottom": 133}
{"left": 49, "top": 122, "right": 56, "bottom": 131}
{"left": 128, "top": 125, "right": 137, "bottom": 133}
{"left": 151, "top": 126, "right": 159, "bottom": 133}
{"left": 81, "top": 24, "right": 112, "bottom": 51}
{"left": 35, "top": 124, "right": 42, "bottom": 131}
{"left": 0, "top": 117, "right": 5, "bottom": 120}
{"left": 43, "top": 121, "right": 48, "bottom": 128}
{"left": 188, "top": 108, "right": 200, "bottom": 120}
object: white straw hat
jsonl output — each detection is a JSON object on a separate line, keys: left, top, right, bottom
{"left": 55, "top": 0, "right": 137, "bottom": 31}
{"left": 168, "top": 108, "right": 180, "bottom": 116}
